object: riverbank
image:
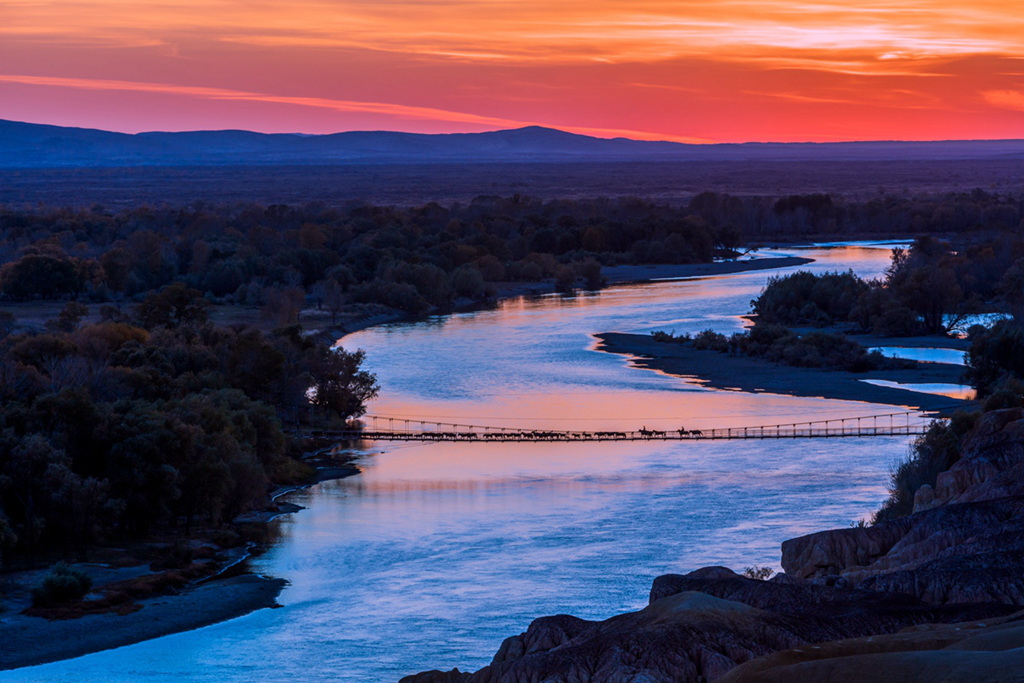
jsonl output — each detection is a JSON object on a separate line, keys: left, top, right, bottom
{"left": 0, "top": 574, "right": 285, "bottom": 671}
{"left": 323, "top": 255, "right": 816, "bottom": 342}
{"left": 601, "top": 256, "right": 814, "bottom": 285}
{"left": 595, "top": 332, "right": 972, "bottom": 413}
{"left": 0, "top": 449, "right": 362, "bottom": 672}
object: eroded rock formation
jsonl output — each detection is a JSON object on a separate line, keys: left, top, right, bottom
{"left": 781, "top": 409, "right": 1024, "bottom": 606}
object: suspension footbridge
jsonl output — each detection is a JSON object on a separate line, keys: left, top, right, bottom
{"left": 298, "top": 409, "right": 938, "bottom": 443}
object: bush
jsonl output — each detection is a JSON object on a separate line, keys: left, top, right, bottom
{"left": 742, "top": 565, "right": 775, "bottom": 581}
{"left": 752, "top": 270, "right": 868, "bottom": 326}
{"left": 982, "top": 377, "right": 1024, "bottom": 411}
{"left": 32, "top": 563, "right": 93, "bottom": 607}
{"left": 650, "top": 330, "right": 689, "bottom": 343}
{"left": 731, "top": 325, "right": 883, "bottom": 372}
{"left": 965, "top": 319, "right": 1024, "bottom": 397}
{"left": 873, "top": 411, "right": 979, "bottom": 523}
{"left": 772, "top": 331, "right": 882, "bottom": 372}
{"left": 692, "top": 329, "right": 730, "bottom": 352}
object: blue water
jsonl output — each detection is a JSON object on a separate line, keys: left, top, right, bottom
{"left": 4, "top": 242, "right": 921, "bottom": 683}
{"left": 870, "top": 347, "right": 967, "bottom": 366}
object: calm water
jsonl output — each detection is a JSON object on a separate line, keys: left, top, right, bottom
{"left": 7, "top": 244, "right": 921, "bottom": 683}
{"left": 870, "top": 347, "right": 967, "bottom": 366}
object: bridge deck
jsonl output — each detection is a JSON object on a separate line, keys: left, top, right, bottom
{"left": 301, "top": 427, "right": 928, "bottom": 442}
{"left": 294, "top": 410, "right": 936, "bottom": 443}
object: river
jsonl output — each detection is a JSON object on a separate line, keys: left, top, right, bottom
{"left": 5, "top": 243, "right": 921, "bottom": 683}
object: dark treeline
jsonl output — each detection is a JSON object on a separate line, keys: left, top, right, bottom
{"left": 1, "top": 190, "right": 1022, "bottom": 315}
{"left": 744, "top": 236, "right": 1024, "bottom": 522}
{"left": 752, "top": 233, "right": 1024, "bottom": 335}
{"left": 0, "top": 286, "right": 377, "bottom": 570}
{"left": 651, "top": 233, "right": 1024, "bottom": 372}
{"left": 0, "top": 197, "right": 740, "bottom": 314}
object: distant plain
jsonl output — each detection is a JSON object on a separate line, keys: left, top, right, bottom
{"left": 3, "top": 159, "right": 1023, "bottom": 208}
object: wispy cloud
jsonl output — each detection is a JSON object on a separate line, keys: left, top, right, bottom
{"left": 983, "top": 89, "right": 1024, "bottom": 111}
{"left": 0, "top": 73, "right": 711, "bottom": 141}
{"left": 5, "top": 0, "right": 1023, "bottom": 65}
{"left": 0, "top": 74, "right": 524, "bottom": 127}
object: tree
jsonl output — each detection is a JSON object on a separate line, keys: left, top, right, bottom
{"left": 308, "top": 347, "right": 379, "bottom": 422}
{"left": 321, "top": 278, "right": 347, "bottom": 325}
{"left": 965, "top": 320, "right": 1024, "bottom": 397}
{"left": 0, "top": 312, "right": 15, "bottom": 338}
{"left": 47, "top": 301, "right": 89, "bottom": 333}
{"left": 885, "top": 241, "right": 965, "bottom": 334}
{"left": 0, "top": 512, "right": 16, "bottom": 572}
{"left": 262, "top": 286, "right": 306, "bottom": 327}
{"left": 136, "top": 283, "right": 210, "bottom": 329}
{"left": 0, "top": 251, "right": 82, "bottom": 300}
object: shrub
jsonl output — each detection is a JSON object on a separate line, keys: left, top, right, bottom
{"left": 982, "top": 377, "right": 1024, "bottom": 411}
{"left": 553, "top": 265, "right": 576, "bottom": 293}
{"left": 742, "top": 566, "right": 775, "bottom": 580}
{"left": 965, "top": 319, "right": 1024, "bottom": 397}
{"left": 692, "top": 329, "right": 730, "bottom": 352}
{"left": 732, "top": 326, "right": 883, "bottom": 372}
{"left": 770, "top": 331, "right": 882, "bottom": 372}
{"left": 32, "top": 563, "right": 93, "bottom": 607}
{"left": 650, "top": 330, "right": 689, "bottom": 343}
{"left": 752, "top": 270, "right": 868, "bottom": 326}
{"left": 873, "top": 411, "right": 979, "bottom": 523}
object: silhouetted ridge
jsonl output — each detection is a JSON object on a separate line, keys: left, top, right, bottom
{"left": 1, "top": 119, "right": 1023, "bottom": 167}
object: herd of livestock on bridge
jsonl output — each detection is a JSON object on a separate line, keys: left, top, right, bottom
{"left": 300, "top": 409, "right": 939, "bottom": 443}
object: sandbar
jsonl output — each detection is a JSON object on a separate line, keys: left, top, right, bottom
{"left": 595, "top": 332, "right": 973, "bottom": 413}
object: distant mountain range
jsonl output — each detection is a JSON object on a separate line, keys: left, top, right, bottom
{"left": 2, "top": 119, "right": 1024, "bottom": 167}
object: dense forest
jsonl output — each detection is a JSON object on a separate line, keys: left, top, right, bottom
{"left": 0, "top": 190, "right": 1021, "bottom": 316}
{"left": 0, "top": 286, "right": 377, "bottom": 570}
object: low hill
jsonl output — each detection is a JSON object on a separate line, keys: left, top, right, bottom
{"left": 3, "top": 119, "right": 1024, "bottom": 168}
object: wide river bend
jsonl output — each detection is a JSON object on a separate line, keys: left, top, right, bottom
{"left": 6, "top": 243, "right": 922, "bottom": 683}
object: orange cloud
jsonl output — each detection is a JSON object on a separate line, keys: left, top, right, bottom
{"left": 2, "top": 0, "right": 1024, "bottom": 141}
{"left": 984, "top": 89, "right": 1024, "bottom": 111}
{"left": 6, "top": 0, "right": 1024, "bottom": 63}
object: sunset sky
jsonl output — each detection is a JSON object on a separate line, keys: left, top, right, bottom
{"left": 2, "top": 0, "right": 1023, "bottom": 142}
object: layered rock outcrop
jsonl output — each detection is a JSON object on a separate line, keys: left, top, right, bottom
{"left": 719, "top": 610, "right": 1024, "bottom": 683}
{"left": 403, "top": 569, "right": 1013, "bottom": 683}
{"left": 781, "top": 408, "right": 1024, "bottom": 606}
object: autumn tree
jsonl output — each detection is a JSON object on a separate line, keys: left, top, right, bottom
{"left": 308, "top": 347, "right": 379, "bottom": 422}
{"left": 136, "top": 282, "right": 210, "bottom": 329}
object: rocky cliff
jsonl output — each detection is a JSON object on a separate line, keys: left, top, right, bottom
{"left": 781, "top": 408, "right": 1024, "bottom": 605}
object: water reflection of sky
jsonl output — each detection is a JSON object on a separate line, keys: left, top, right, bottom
{"left": 6, "top": 244, "right": 925, "bottom": 683}
{"left": 344, "top": 245, "right": 911, "bottom": 431}
{"left": 859, "top": 379, "right": 975, "bottom": 401}
{"left": 870, "top": 347, "right": 967, "bottom": 366}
